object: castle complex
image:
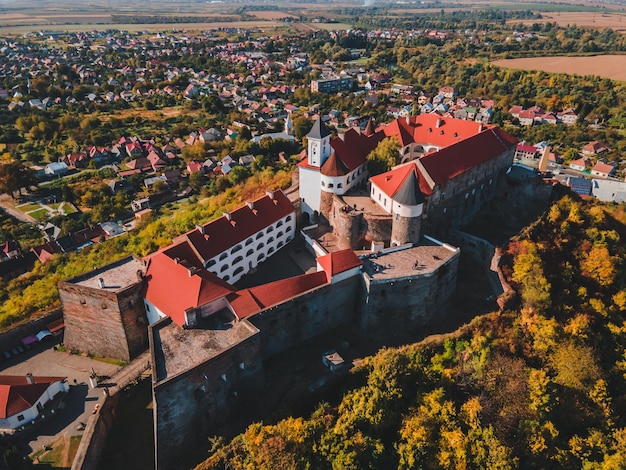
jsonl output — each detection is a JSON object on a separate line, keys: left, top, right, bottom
{"left": 59, "top": 115, "right": 517, "bottom": 469}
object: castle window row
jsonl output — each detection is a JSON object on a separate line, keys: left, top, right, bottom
{"left": 204, "top": 214, "right": 296, "bottom": 283}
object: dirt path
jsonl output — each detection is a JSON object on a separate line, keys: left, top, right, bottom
{"left": 0, "top": 193, "right": 37, "bottom": 223}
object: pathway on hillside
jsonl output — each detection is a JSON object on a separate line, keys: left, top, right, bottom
{"left": 0, "top": 193, "right": 36, "bottom": 223}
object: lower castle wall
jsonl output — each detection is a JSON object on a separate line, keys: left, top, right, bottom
{"left": 154, "top": 322, "right": 263, "bottom": 470}
{"left": 248, "top": 276, "right": 361, "bottom": 358}
{"left": 359, "top": 252, "right": 459, "bottom": 340}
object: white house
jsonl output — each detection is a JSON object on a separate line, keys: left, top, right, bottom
{"left": 0, "top": 375, "right": 69, "bottom": 432}
{"left": 592, "top": 179, "right": 626, "bottom": 203}
{"left": 45, "top": 162, "right": 69, "bottom": 176}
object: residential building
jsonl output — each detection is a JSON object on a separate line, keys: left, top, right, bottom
{"left": 0, "top": 375, "right": 69, "bottom": 432}
{"left": 311, "top": 76, "right": 353, "bottom": 93}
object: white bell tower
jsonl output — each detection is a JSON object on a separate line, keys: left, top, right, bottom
{"left": 306, "top": 117, "right": 331, "bottom": 168}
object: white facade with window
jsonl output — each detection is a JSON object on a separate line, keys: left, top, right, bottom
{"left": 0, "top": 378, "right": 69, "bottom": 431}
{"left": 205, "top": 213, "right": 296, "bottom": 284}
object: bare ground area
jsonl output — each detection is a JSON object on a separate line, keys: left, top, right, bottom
{"left": 0, "top": 193, "right": 36, "bottom": 223}
{"left": 492, "top": 55, "right": 626, "bottom": 81}
{"left": 511, "top": 12, "right": 626, "bottom": 32}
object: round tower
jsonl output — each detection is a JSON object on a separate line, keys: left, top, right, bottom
{"left": 390, "top": 167, "right": 424, "bottom": 246}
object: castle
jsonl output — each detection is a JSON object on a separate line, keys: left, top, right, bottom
{"left": 59, "top": 115, "right": 516, "bottom": 469}
{"left": 299, "top": 114, "right": 516, "bottom": 247}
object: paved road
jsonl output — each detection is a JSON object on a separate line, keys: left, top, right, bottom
{"left": 1, "top": 343, "right": 121, "bottom": 456}
{"left": 0, "top": 193, "right": 36, "bottom": 223}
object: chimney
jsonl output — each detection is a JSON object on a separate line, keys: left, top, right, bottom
{"left": 98, "top": 277, "right": 105, "bottom": 288}
{"left": 223, "top": 211, "right": 231, "bottom": 221}
{"left": 26, "top": 373, "right": 35, "bottom": 384}
{"left": 436, "top": 118, "right": 443, "bottom": 128}
{"left": 246, "top": 201, "right": 254, "bottom": 210}
{"left": 405, "top": 115, "right": 410, "bottom": 126}
{"left": 266, "top": 190, "right": 275, "bottom": 200}
{"left": 196, "top": 224, "right": 204, "bottom": 235}
{"left": 136, "top": 270, "right": 143, "bottom": 282}
{"left": 478, "top": 123, "right": 484, "bottom": 132}
{"left": 174, "top": 257, "right": 180, "bottom": 264}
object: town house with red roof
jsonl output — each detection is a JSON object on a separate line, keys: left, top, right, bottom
{"left": 0, "top": 374, "right": 69, "bottom": 432}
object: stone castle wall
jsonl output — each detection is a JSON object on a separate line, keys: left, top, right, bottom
{"left": 153, "top": 319, "right": 264, "bottom": 470}
{"left": 60, "top": 281, "right": 147, "bottom": 361}
{"left": 248, "top": 275, "right": 361, "bottom": 358}
{"left": 392, "top": 214, "right": 421, "bottom": 246}
{"left": 359, "top": 252, "right": 459, "bottom": 340}
{"left": 328, "top": 197, "right": 392, "bottom": 250}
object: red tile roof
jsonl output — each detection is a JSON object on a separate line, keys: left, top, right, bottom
{"left": 320, "top": 151, "right": 348, "bottom": 177}
{"left": 418, "top": 126, "right": 517, "bottom": 188}
{"left": 0, "top": 375, "right": 66, "bottom": 419}
{"left": 516, "top": 144, "right": 537, "bottom": 153}
{"left": 382, "top": 114, "right": 486, "bottom": 149}
{"left": 371, "top": 163, "right": 428, "bottom": 197}
{"left": 231, "top": 271, "right": 329, "bottom": 319}
{"left": 227, "top": 290, "right": 263, "bottom": 319}
{"left": 331, "top": 127, "right": 384, "bottom": 172}
{"left": 317, "top": 249, "right": 362, "bottom": 278}
{"left": 145, "top": 248, "right": 234, "bottom": 326}
{"left": 592, "top": 162, "right": 615, "bottom": 175}
{"left": 176, "top": 190, "right": 295, "bottom": 263}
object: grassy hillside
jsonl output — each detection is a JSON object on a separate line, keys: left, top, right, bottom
{"left": 197, "top": 194, "right": 626, "bottom": 469}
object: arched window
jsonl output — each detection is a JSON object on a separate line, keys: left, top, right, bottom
{"left": 276, "top": 220, "right": 283, "bottom": 227}
{"left": 233, "top": 256, "right": 243, "bottom": 265}
{"left": 246, "top": 249, "right": 254, "bottom": 257}
{"left": 286, "top": 226, "right": 292, "bottom": 232}
{"left": 206, "top": 259, "right": 216, "bottom": 268}
{"left": 321, "top": 181, "right": 326, "bottom": 187}
{"left": 277, "top": 231, "right": 283, "bottom": 239}
{"left": 328, "top": 183, "right": 334, "bottom": 188}
{"left": 257, "top": 242, "right": 265, "bottom": 250}
{"left": 267, "top": 237, "right": 274, "bottom": 244}
{"left": 220, "top": 264, "right": 229, "bottom": 272}
{"left": 268, "top": 247, "right": 275, "bottom": 254}
{"left": 256, "top": 232, "right": 263, "bottom": 239}
{"left": 231, "top": 244, "right": 242, "bottom": 254}
{"left": 257, "top": 253, "right": 265, "bottom": 261}
{"left": 233, "top": 266, "right": 244, "bottom": 276}
{"left": 245, "top": 238, "right": 254, "bottom": 246}
{"left": 223, "top": 275, "right": 230, "bottom": 281}
{"left": 219, "top": 252, "right": 228, "bottom": 261}
{"left": 266, "top": 226, "right": 274, "bottom": 233}
{"left": 337, "top": 183, "right": 343, "bottom": 188}
{"left": 286, "top": 215, "right": 292, "bottom": 222}
{"left": 277, "top": 241, "right": 284, "bottom": 249}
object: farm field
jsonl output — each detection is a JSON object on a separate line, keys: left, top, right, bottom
{"left": 0, "top": 21, "right": 280, "bottom": 34}
{"left": 491, "top": 55, "right": 626, "bottom": 81}
{"left": 247, "top": 11, "right": 299, "bottom": 20}
{"left": 511, "top": 12, "right": 626, "bottom": 31}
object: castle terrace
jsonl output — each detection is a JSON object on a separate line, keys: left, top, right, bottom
{"left": 361, "top": 240, "right": 458, "bottom": 280}
{"left": 69, "top": 256, "right": 143, "bottom": 292}
{"left": 151, "top": 311, "right": 259, "bottom": 381}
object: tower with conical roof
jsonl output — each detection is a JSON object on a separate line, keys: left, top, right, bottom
{"left": 369, "top": 163, "right": 425, "bottom": 246}
{"left": 306, "top": 116, "right": 331, "bottom": 168}
{"left": 390, "top": 167, "right": 424, "bottom": 245}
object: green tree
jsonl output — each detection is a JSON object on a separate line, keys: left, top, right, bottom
{"left": 0, "top": 161, "right": 37, "bottom": 199}
{"left": 228, "top": 166, "right": 251, "bottom": 186}
{"left": 366, "top": 136, "right": 401, "bottom": 176}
